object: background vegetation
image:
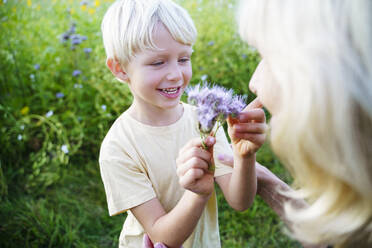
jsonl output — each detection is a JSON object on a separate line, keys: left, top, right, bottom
{"left": 0, "top": 0, "right": 300, "bottom": 247}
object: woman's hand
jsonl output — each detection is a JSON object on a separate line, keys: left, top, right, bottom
{"left": 176, "top": 136, "right": 216, "bottom": 196}
{"left": 227, "top": 98, "right": 267, "bottom": 158}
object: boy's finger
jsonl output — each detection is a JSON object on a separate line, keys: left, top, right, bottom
{"left": 177, "top": 156, "right": 210, "bottom": 176}
{"left": 179, "top": 136, "right": 216, "bottom": 156}
{"left": 244, "top": 97, "right": 263, "bottom": 111}
{"left": 238, "top": 109, "right": 266, "bottom": 123}
{"left": 233, "top": 123, "right": 267, "bottom": 134}
{"left": 179, "top": 168, "right": 204, "bottom": 187}
{"left": 177, "top": 147, "right": 212, "bottom": 165}
{"left": 233, "top": 133, "right": 266, "bottom": 145}
{"left": 178, "top": 138, "right": 203, "bottom": 155}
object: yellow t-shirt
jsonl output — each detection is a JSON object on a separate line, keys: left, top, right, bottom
{"left": 99, "top": 102, "right": 233, "bottom": 248}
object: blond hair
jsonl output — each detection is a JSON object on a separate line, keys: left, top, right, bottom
{"left": 101, "top": 0, "right": 197, "bottom": 66}
{"left": 239, "top": 0, "right": 372, "bottom": 246}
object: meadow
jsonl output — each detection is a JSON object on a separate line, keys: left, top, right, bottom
{"left": 0, "top": 0, "right": 301, "bottom": 247}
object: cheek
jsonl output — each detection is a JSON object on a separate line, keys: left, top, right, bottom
{"left": 183, "top": 65, "right": 192, "bottom": 83}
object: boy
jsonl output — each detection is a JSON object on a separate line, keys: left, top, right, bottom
{"left": 99, "top": 0, "right": 266, "bottom": 247}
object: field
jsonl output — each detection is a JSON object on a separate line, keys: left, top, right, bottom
{"left": 0, "top": 0, "right": 300, "bottom": 247}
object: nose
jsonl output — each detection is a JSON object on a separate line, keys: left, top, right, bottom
{"left": 166, "top": 62, "right": 182, "bottom": 82}
{"left": 249, "top": 60, "right": 264, "bottom": 94}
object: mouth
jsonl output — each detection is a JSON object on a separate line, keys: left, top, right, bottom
{"left": 158, "top": 87, "right": 180, "bottom": 94}
{"left": 157, "top": 86, "right": 183, "bottom": 99}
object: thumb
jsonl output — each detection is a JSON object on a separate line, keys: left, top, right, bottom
{"left": 244, "top": 97, "right": 263, "bottom": 111}
{"left": 217, "top": 154, "right": 234, "bottom": 167}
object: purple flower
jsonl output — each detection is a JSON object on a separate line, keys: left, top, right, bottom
{"left": 207, "top": 41, "right": 215, "bottom": 46}
{"left": 70, "top": 34, "right": 83, "bottom": 45}
{"left": 34, "top": 64, "right": 40, "bottom": 70}
{"left": 186, "top": 83, "right": 246, "bottom": 134}
{"left": 56, "top": 92, "right": 65, "bottom": 98}
{"left": 73, "top": 70, "right": 82, "bottom": 77}
{"left": 84, "top": 47, "right": 92, "bottom": 54}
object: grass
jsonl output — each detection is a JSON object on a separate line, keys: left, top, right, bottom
{"left": 0, "top": 0, "right": 301, "bottom": 247}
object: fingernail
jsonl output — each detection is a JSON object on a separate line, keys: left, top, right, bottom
{"left": 217, "top": 154, "right": 224, "bottom": 161}
{"left": 206, "top": 136, "right": 215, "bottom": 144}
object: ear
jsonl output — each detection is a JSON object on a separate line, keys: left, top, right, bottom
{"left": 106, "top": 58, "right": 129, "bottom": 82}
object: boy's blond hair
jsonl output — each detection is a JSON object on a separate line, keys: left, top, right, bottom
{"left": 101, "top": 0, "right": 197, "bottom": 66}
{"left": 239, "top": 0, "right": 372, "bottom": 247}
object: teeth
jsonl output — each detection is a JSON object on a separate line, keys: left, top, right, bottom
{"left": 162, "top": 88, "right": 178, "bottom": 94}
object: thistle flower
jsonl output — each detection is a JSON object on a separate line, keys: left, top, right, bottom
{"left": 186, "top": 83, "right": 246, "bottom": 135}
{"left": 186, "top": 83, "right": 246, "bottom": 171}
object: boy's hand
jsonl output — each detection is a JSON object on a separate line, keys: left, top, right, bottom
{"left": 227, "top": 98, "right": 266, "bottom": 158}
{"left": 176, "top": 136, "right": 216, "bottom": 196}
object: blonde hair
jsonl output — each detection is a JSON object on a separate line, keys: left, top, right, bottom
{"left": 239, "top": 0, "right": 372, "bottom": 246}
{"left": 101, "top": 0, "right": 197, "bottom": 66}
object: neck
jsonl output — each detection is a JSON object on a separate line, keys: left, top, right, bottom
{"left": 127, "top": 102, "right": 184, "bottom": 126}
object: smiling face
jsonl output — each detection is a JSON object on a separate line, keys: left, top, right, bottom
{"left": 121, "top": 23, "right": 193, "bottom": 122}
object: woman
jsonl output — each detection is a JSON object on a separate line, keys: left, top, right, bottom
{"left": 231, "top": 0, "right": 372, "bottom": 247}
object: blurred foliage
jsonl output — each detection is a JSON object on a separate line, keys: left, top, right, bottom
{"left": 0, "top": 0, "right": 299, "bottom": 247}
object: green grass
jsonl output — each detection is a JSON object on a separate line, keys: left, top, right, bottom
{"left": 0, "top": 0, "right": 301, "bottom": 247}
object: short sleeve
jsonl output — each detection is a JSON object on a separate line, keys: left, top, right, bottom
{"left": 99, "top": 156, "right": 156, "bottom": 216}
{"left": 213, "top": 126, "right": 233, "bottom": 177}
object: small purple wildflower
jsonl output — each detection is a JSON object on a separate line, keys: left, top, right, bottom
{"left": 207, "top": 41, "right": 215, "bottom": 46}
{"left": 72, "top": 70, "right": 82, "bottom": 77}
{"left": 84, "top": 47, "right": 92, "bottom": 54}
{"left": 101, "top": 105, "right": 107, "bottom": 111}
{"left": 186, "top": 83, "right": 246, "bottom": 134}
{"left": 56, "top": 92, "right": 65, "bottom": 98}
{"left": 34, "top": 64, "right": 40, "bottom": 70}
{"left": 70, "top": 34, "right": 83, "bottom": 45}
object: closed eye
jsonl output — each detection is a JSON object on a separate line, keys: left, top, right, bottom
{"left": 150, "top": 61, "right": 164, "bottom": 66}
{"left": 179, "top": 57, "right": 190, "bottom": 63}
